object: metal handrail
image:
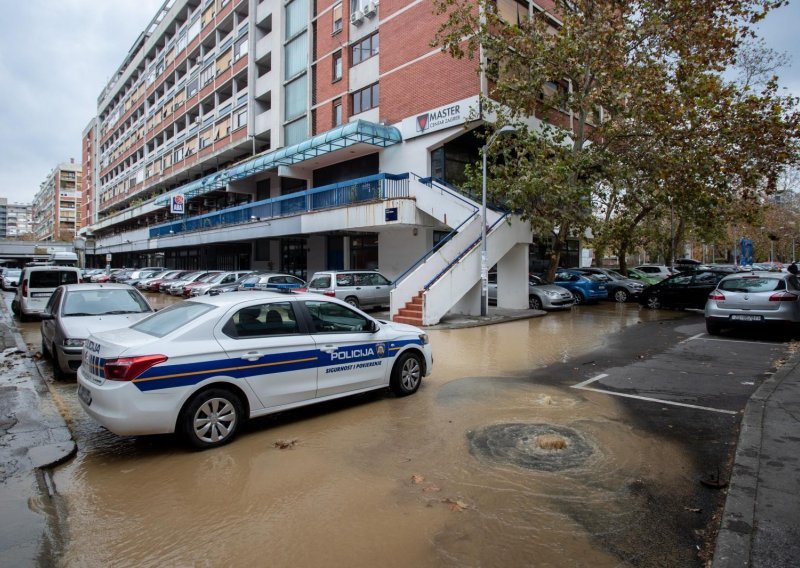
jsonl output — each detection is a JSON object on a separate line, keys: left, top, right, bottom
{"left": 411, "top": 173, "right": 479, "bottom": 210}
{"left": 150, "top": 172, "right": 410, "bottom": 238}
{"left": 423, "top": 213, "right": 510, "bottom": 291}
{"left": 391, "top": 209, "right": 480, "bottom": 288}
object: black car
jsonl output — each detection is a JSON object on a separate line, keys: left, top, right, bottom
{"left": 639, "top": 269, "right": 733, "bottom": 310}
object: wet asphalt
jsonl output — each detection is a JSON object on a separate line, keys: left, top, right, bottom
{"left": 1, "top": 292, "right": 795, "bottom": 567}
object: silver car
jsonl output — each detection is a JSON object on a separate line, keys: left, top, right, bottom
{"left": 40, "top": 283, "right": 155, "bottom": 378}
{"left": 704, "top": 271, "right": 800, "bottom": 335}
{"left": 2, "top": 268, "right": 21, "bottom": 290}
{"left": 488, "top": 273, "right": 575, "bottom": 310}
{"left": 304, "top": 270, "right": 392, "bottom": 309}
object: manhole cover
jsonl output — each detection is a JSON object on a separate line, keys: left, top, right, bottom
{"left": 468, "top": 423, "right": 594, "bottom": 471}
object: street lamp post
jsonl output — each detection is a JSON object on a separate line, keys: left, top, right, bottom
{"left": 481, "top": 125, "right": 516, "bottom": 316}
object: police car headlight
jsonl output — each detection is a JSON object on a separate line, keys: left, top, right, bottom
{"left": 419, "top": 333, "right": 429, "bottom": 345}
{"left": 64, "top": 338, "right": 86, "bottom": 348}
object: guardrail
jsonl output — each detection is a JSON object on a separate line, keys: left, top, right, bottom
{"left": 150, "top": 173, "right": 410, "bottom": 238}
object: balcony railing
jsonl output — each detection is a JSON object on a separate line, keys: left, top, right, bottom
{"left": 149, "top": 172, "right": 409, "bottom": 238}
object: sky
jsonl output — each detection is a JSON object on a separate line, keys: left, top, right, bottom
{"left": 0, "top": 0, "right": 798, "bottom": 205}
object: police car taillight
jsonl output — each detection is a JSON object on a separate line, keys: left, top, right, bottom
{"left": 105, "top": 355, "right": 168, "bottom": 381}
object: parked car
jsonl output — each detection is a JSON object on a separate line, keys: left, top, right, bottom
{"left": 302, "top": 270, "right": 392, "bottom": 309}
{"left": 633, "top": 265, "right": 674, "bottom": 281}
{"left": 11, "top": 266, "right": 83, "bottom": 321}
{"left": 136, "top": 270, "right": 178, "bottom": 290}
{"left": 249, "top": 273, "right": 306, "bottom": 293}
{"left": 147, "top": 270, "right": 191, "bottom": 292}
{"left": 639, "top": 269, "right": 733, "bottom": 310}
{"left": 91, "top": 269, "right": 122, "bottom": 283}
{"left": 625, "top": 267, "right": 661, "bottom": 286}
{"left": 572, "top": 267, "right": 645, "bottom": 303}
{"left": 189, "top": 271, "right": 252, "bottom": 296}
{"left": 40, "top": 283, "right": 155, "bottom": 378}
{"left": 207, "top": 273, "right": 258, "bottom": 296}
{"left": 673, "top": 258, "right": 704, "bottom": 272}
{"left": 76, "top": 292, "right": 433, "bottom": 449}
{"left": 704, "top": 271, "right": 800, "bottom": 335}
{"left": 2, "top": 268, "right": 21, "bottom": 290}
{"left": 551, "top": 269, "right": 609, "bottom": 304}
{"left": 182, "top": 272, "right": 224, "bottom": 297}
{"left": 163, "top": 271, "right": 210, "bottom": 295}
{"left": 488, "top": 273, "right": 574, "bottom": 310}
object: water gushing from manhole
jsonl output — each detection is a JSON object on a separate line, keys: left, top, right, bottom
{"left": 468, "top": 423, "right": 594, "bottom": 471}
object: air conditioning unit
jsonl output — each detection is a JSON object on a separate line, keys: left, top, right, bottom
{"left": 364, "top": 2, "right": 377, "bottom": 17}
{"left": 350, "top": 9, "right": 364, "bottom": 25}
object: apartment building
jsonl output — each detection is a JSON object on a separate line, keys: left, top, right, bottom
{"left": 33, "top": 161, "right": 82, "bottom": 242}
{"left": 0, "top": 199, "right": 34, "bottom": 238}
{"left": 84, "top": 0, "right": 545, "bottom": 324}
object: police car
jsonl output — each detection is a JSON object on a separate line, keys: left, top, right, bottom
{"left": 76, "top": 292, "right": 432, "bottom": 449}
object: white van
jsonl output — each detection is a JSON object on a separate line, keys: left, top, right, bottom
{"left": 12, "top": 266, "right": 82, "bottom": 321}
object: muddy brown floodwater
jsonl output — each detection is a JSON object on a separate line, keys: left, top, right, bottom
{"left": 14, "top": 294, "right": 690, "bottom": 567}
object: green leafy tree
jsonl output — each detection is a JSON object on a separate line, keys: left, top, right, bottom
{"left": 433, "top": 0, "right": 798, "bottom": 279}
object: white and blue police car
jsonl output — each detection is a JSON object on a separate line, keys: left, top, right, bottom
{"left": 77, "top": 291, "right": 432, "bottom": 449}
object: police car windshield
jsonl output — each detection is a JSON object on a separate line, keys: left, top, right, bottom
{"left": 131, "top": 302, "right": 216, "bottom": 337}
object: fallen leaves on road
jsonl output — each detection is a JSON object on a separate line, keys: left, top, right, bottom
{"left": 411, "top": 474, "right": 425, "bottom": 484}
{"left": 273, "top": 439, "right": 298, "bottom": 449}
{"left": 442, "top": 498, "right": 473, "bottom": 512}
{"left": 422, "top": 484, "right": 441, "bottom": 493}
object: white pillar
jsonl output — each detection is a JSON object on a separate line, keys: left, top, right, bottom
{"left": 496, "top": 243, "right": 529, "bottom": 309}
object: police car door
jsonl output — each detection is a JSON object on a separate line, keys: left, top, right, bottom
{"left": 214, "top": 301, "right": 318, "bottom": 408}
{"left": 300, "top": 299, "right": 388, "bottom": 397}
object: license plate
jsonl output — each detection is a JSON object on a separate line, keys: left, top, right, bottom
{"left": 731, "top": 314, "right": 763, "bottom": 322}
{"left": 78, "top": 384, "right": 92, "bottom": 406}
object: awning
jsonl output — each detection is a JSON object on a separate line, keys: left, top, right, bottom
{"left": 155, "top": 120, "right": 402, "bottom": 206}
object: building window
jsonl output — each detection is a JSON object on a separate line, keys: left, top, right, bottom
{"left": 332, "top": 50, "right": 342, "bottom": 81}
{"left": 333, "top": 98, "right": 342, "bottom": 126}
{"left": 285, "top": 74, "right": 308, "bottom": 121}
{"left": 235, "top": 108, "right": 248, "bottom": 129}
{"left": 351, "top": 33, "right": 378, "bottom": 66}
{"left": 285, "top": 0, "right": 307, "bottom": 38}
{"left": 174, "top": 148, "right": 184, "bottom": 162}
{"left": 332, "top": 3, "right": 343, "bottom": 34}
{"left": 285, "top": 32, "right": 308, "bottom": 78}
{"left": 235, "top": 34, "right": 248, "bottom": 59}
{"left": 285, "top": 117, "right": 307, "bottom": 146}
{"left": 200, "top": 64, "right": 214, "bottom": 86}
{"left": 352, "top": 83, "right": 379, "bottom": 114}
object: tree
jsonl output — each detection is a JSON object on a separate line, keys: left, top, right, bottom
{"left": 433, "top": 0, "right": 798, "bottom": 279}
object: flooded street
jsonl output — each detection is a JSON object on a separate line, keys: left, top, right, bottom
{"left": 7, "top": 292, "right": 741, "bottom": 567}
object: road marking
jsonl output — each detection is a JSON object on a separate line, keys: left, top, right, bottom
{"left": 692, "top": 336, "right": 775, "bottom": 346}
{"left": 682, "top": 333, "right": 706, "bottom": 343}
{"left": 571, "top": 384, "right": 738, "bottom": 415}
{"left": 572, "top": 373, "right": 608, "bottom": 388}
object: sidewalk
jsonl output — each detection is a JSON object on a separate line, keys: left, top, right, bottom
{"left": 713, "top": 348, "right": 800, "bottom": 567}
{"left": 0, "top": 300, "right": 75, "bottom": 565}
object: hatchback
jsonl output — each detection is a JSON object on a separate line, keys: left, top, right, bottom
{"left": 303, "top": 270, "right": 392, "bottom": 309}
{"left": 12, "top": 266, "right": 82, "bottom": 321}
{"left": 552, "top": 270, "right": 609, "bottom": 304}
{"left": 705, "top": 271, "right": 800, "bottom": 335}
{"left": 40, "top": 283, "right": 155, "bottom": 378}
{"left": 488, "top": 273, "right": 574, "bottom": 310}
{"left": 76, "top": 292, "right": 432, "bottom": 449}
{"left": 572, "top": 267, "right": 645, "bottom": 303}
{"left": 633, "top": 265, "right": 674, "bottom": 281}
{"left": 2, "top": 268, "right": 21, "bottom": 290}
{"left": 639, "top": 269, "right": 732, "bottom": 310}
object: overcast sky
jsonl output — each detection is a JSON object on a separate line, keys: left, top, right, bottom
{"left": 0, "top": 0, "right": 798, "bottom": 205}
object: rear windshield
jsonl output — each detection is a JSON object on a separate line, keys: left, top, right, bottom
{"left": 29, "top": 270, "right": 79, "bottom": 288}
{"left": 719, "top": 277, "right": 784, "bottom": 293}
{"left": 308, "top": 275, "right": 332, "bottom": 289}
{"left": 131, "top": 301, "right": 216, "bottom": 338}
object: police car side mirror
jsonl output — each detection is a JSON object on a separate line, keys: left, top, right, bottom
{"left": 368, "top": 320, "right": 379, "bottom": 333}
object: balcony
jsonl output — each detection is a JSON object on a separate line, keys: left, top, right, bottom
{"left": 254, "top": 109, "right": 272, "bottom": 135}
{"left": 149, "top": 173, "right": 410, "bottom": 238}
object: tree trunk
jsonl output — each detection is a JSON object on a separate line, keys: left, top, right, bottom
{"left": 617, "top": 247, "right": 628, "bottom": 275}
{"left": 545, "top": 225, "right": 570, "bottom": 282}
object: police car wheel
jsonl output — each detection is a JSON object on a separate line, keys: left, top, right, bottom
{"left": 390, "top": 352, "right": 423, "bottom": 396}
{"left": 182, "top": 389, "right": 244, "bottom": 449}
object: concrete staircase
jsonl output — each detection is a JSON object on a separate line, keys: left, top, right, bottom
{"left": 390, "top": 176, "right": 532, "bottom": 326}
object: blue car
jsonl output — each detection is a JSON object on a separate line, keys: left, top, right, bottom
{"left": 552, "top": 269, "right": 609, "bottom": 304}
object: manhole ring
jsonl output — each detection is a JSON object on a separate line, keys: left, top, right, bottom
{"left": 468, "top": 423, "right": 594, "bottom": 471}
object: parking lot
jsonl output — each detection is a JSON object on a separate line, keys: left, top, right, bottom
{"left": 4, "top": 289, "right": 793, "bottom": 567}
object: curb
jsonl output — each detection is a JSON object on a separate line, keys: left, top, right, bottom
{"left": 0, "top": 298, "right": 76, "bottom": 469}
{"left": 711, "top": 348, "right": 800, "bottom": 567}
